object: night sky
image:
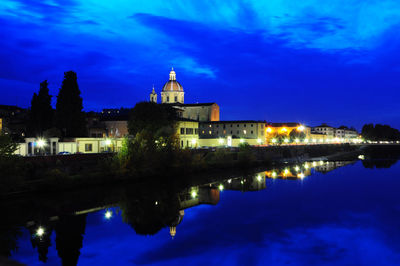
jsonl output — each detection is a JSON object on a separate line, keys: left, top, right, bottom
{"left": 1, "top": 1, "right": 400, "bottom": 129}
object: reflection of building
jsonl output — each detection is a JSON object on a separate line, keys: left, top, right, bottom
{"left": 168, "top": 210, "right": 184, "bottom": 238}
{"left": 224, "top": 173, "right": 266, "bottom": 191}
{"left": 315, "top": 161, "right": 354, "bottom": 173}
{"left": 198, "top": 120, "right": 266, "bottom": 147}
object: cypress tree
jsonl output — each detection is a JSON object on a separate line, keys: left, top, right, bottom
{"left": 55, "top": 71, "right": 87, "bottom": 137}
{"left": 28, "top": 80, "right": 54, "bottom": 136}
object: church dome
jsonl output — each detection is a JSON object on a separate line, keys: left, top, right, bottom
{"left": 162, "top": 68, "right": 184, "bottom": 92}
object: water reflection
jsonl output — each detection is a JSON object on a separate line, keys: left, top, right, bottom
{"left": 2, "top": 157, "right": 399, "bottom": 265}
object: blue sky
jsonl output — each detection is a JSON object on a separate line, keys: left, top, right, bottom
{"left": 1, "top": 0, "right": 400, "bottom": 129}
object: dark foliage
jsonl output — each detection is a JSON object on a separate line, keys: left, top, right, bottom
{"left": 361, "top": 123, "right": 400, "bottom": 141}
{"left": 55, "top": 71, "right": 87, "bottom": 137}
{"left": 28, "top": 80, "right": 54, "bottom": 137}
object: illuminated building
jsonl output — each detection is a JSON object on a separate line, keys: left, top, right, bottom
{"left": 265, "top": 122, "right": 311, "bottom": 144}
{"left": 198, "top": 120, "right": 266, "bottom": 147}
{"left": 177, "top": 119, "right": 199, "bottom": 148}
{"left": 149, "top": 68, "right": 220, "bottom": 122}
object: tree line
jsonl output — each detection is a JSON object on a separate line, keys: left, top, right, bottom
{"left": 361, "top": 124, "right": 400, "bottom": 141}
{"left": 27, "top": 71, "right": 86, "bottom": 138}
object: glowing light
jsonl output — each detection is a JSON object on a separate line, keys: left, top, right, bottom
{"left": 36, "top": 227, "right": 45, "bottom": 237}
{"left": 218, "top": 184, "right": 224, "bottom": 191}
{"left": 266, "top": 128, "right": 272, "bottom": 133}
{"left": 294, "top": 166, "right": 300, "bottom": 172}
{"left": 284, "top": 138, "right": 289, "bottom": 143}
{"left": 320, "top": 139, "right": 324, "bottom": 143}
{"left": 271, "top": 138, "right": 277, "bottom": 143}
{"left": 36, "top": 139, "right": 45, "bottom": 148}
{"left": 297, "top": 125, "right": 305, "bottom": 131}
{"left": 319, "top": 161, "right": 324, "bottom": 165}
{"left": 218, "top": 138, "right": 224, "bottom": 144}
{"left": 304, "top": 163, "right": 309, "bottom": 169}
{"left": 304, "top": 138, "right": 309, "bottom": 143}
{"left": 312, "top": 161, "right": 317, "bottom": 167}
{"left": 284, "top": 169, "right": 289, "bottom": 175}
{"left": 257, "top": 175, "right": 262, "bottom": 181}
{"left": 105, "top": 139, "right": 112, "bottom": 146}
{"left": 298, "top": 173, "right": 305, "bottom": 179}
{"left": 228, "top": 179, "right": 232, "bottom": 183}
{"left": 271, "top": 172, "right": 277, "bottom": 178}
{"left": 295, "top": 138, "right": 300, "bottom": 143}
{"left": 191, "top": 139, "right": 197, "bottom": 145}
{"left": 155, "top": 201, "right": 158, "bottom": 205}
{"left": 240, "top": 139, "right": 245, "bottom": 143}
{"left": 312, "top": 139, "right": 317, "bottom": 143}
{"left": 191, "top": 191, "right": 197, "bottom": 198}
{"left": 257, "top": 138, "right": 262, "bottom": 144}
{"left": 358, "top": 155, "right": 365, "bottom": 160}
{"left": 105, "top": 210, "right": 112, "bottom": 219}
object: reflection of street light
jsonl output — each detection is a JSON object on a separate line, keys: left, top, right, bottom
{"left": 36, "top": 227, "right": 45, "bottom": 237}
{"left": 105, "top": 210, "right": 112, "bottom": 219}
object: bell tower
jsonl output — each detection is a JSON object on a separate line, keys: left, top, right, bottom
{"left": 149, "top": 85, "right": 157, "bottom": 103}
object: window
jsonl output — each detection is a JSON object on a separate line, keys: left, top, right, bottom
{"left": 251, "top": 124, "right": 253, "bottom": 127}
{"left": 202, "top": 130, "right": 205, "bottom": 134}
{"left": 186, "top": 128, "right": 194, "bottom": 134}
{"left": 216, "top": 125, "right": 219, "bottom": 128}
{"left": 251, "top": 131, "right": 253, "bottom": 134}
{"left": 209, "top": 131, "right": 212, "bottom": 135}
{"left": 237, "top": 130, "right": 239, "bottom": 134}
{"left": 223, "top": 125, "right": 226, "bottom": 129}
{"left": 223, "top": 130, "right": 226, "bottom": 134}
{"left": 216, "top": 131, "right": 219, "bottom": 135}
{"left": 167, "top": 96, "right": 170, "bottom": 102}
{"left": 237, "top": 125, "right": 239, "bottom": 127}
{"left": 244, "top": 130, "right": 247, "bottom": 134}
{"left": 195, "top": 129, "right": 198, "bottom": 134}
{"left": 230, "top": 124, "right": 233, "bottom": 127}
{"left": 180, "top": 128, "right": 185, "bottom": 134}
{"left": 175, "top": 96, "right": 178, "bottom": 102}
{"left": 230, "top": 131, "right": 233, "bottom": 134}
{"left": 209, "top": 124, "right": 212, "bottom": 128}
{"left": 244, "top": 124, "right": 246, "bottom": 127}
{"left": 85, "top": 144, "right": 93, "bottom": 152}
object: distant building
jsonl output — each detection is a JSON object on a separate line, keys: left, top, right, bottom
{"left": 265, "top": 122, "right": 310, "bottom": 143}
{"left": 177, "top": 119, "right": 199, "bottom": 148}
{"left": 198, "top": 120, "right": 266, "bottom": 147}
{"left": 0, "top": 105, "right": 28, "bottom": 138}
{"left": 150, "top": 68, "right": 220, "bottom": 122}
{"left": 312, "top": 123, "right": 335, "bottom": 137}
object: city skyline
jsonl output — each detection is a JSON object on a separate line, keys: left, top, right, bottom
{"left": 1, "top": 1, "right": 400, "bottom": 129}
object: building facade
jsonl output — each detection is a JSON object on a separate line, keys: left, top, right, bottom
{"left": 198, "top": 120, "right": 266, "bottom": 147}
{"left": 177, "top": 120, "right": 199, "bottom": 148}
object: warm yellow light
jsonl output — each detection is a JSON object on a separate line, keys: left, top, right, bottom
{"left": 297, "top": 125, "right": 305, "bottom": 131}
{"left": 304, "top": 138, "right": 309, "bottom": 143}
{"left": 312, "top": 161, "right": 317, "bottom": 167}
{"left": 267, "top": 127, "right": 272, "bottom": 133}
{"left": 191, "top": 139, "right": 197, "bottom": 144}
{"left": 304, "top": 163, "right": 309, "bottom": 169}
{"left": 36, "top": 227, "right": 45, "bottom": 237}
{"left": 240, "top": 139, "right": 245, "bottom": 143}
{"left": 271, "top": 172, "right": 277, "bottom": 178}
{"left": 271, "top": 138, "right": 277, "bottom": 143}
{"left": 294, "top": 166, "right": 300, "bottom": 172}
{"left": 281, "top": 127, "right": 287, "bottom": 132}
{"left": 191, "top": 191, "right": 197, "bottom": 198}
{"left": 257, "top": 175, "right": 262, "bottom": 181}
{"left": 218, "top": 138, "right": 224, "bottom": 144}
{"left": 228, "top": 179, "right": 232, "bottom": 184}
{"left": 284, "top": 169, "right": 289, "bottom": 175}
{"left": 257, "top": 138, "right": 262, "bottom": 144}
{"left": 218, "top": 184, "right": 224, "bottom": 191}
{"left": 295, "top": 138, "right": 300, "bottom": 143}
{"left": 312, "top": 139, "right": 317, "bottom": 143}
{"left": 298, "top": 173, "right": 305, "bottom": 179}
{"left": 284, "top": 138, "right": 289, "bottom": 143}
{"left": 319, "top": 161, "right": 324, "bottom": 165}
{"left": 105, "top": 210, "right": 112, "bottom": 219}
{"left": 105, "top": 139, "right": 112, "bottom": 146}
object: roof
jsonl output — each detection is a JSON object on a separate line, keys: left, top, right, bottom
{"left": 200, "top": 120, "right": 266, "bottom": 124}
{"left": 314, "top": 123, "right": 333, "bottom": 128}
{"left": 176, "top": 103, "right": 217, "bottom": 107}
{"left": 162, "top": 80, "right": 183, "bottom": 92}
{"left": 267, "top": 122, "right": 302, "bottom": 127}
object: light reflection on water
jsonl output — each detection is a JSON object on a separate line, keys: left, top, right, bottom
{"left": 3, "top": 159, "right": 400, "bottom": 265}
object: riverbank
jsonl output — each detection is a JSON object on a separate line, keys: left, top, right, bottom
{"left": 0, "top": 144, "right": 362, "bottom": 198}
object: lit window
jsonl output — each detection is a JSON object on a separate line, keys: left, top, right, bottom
{"left": 209, "top": 131, "right": 212, "bottom": 134}
{"left": 244, "top": 130, "right": 247, "bottom": 134}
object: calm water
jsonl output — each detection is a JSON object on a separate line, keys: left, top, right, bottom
{"left": 3, "top": 159, "right": 400, "bottom": 265}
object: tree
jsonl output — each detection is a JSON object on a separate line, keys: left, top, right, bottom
{"left": 55, "top": 71, "right": 86, "bottom": 137}
{"left": 0, "top": 134, "right": 18, "bottom": 156}
{"left": 289, "top": 130, "right": 306, "bottom": 142}
{"left": 28, "top": 80, "right": 54, "bottom": 136}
